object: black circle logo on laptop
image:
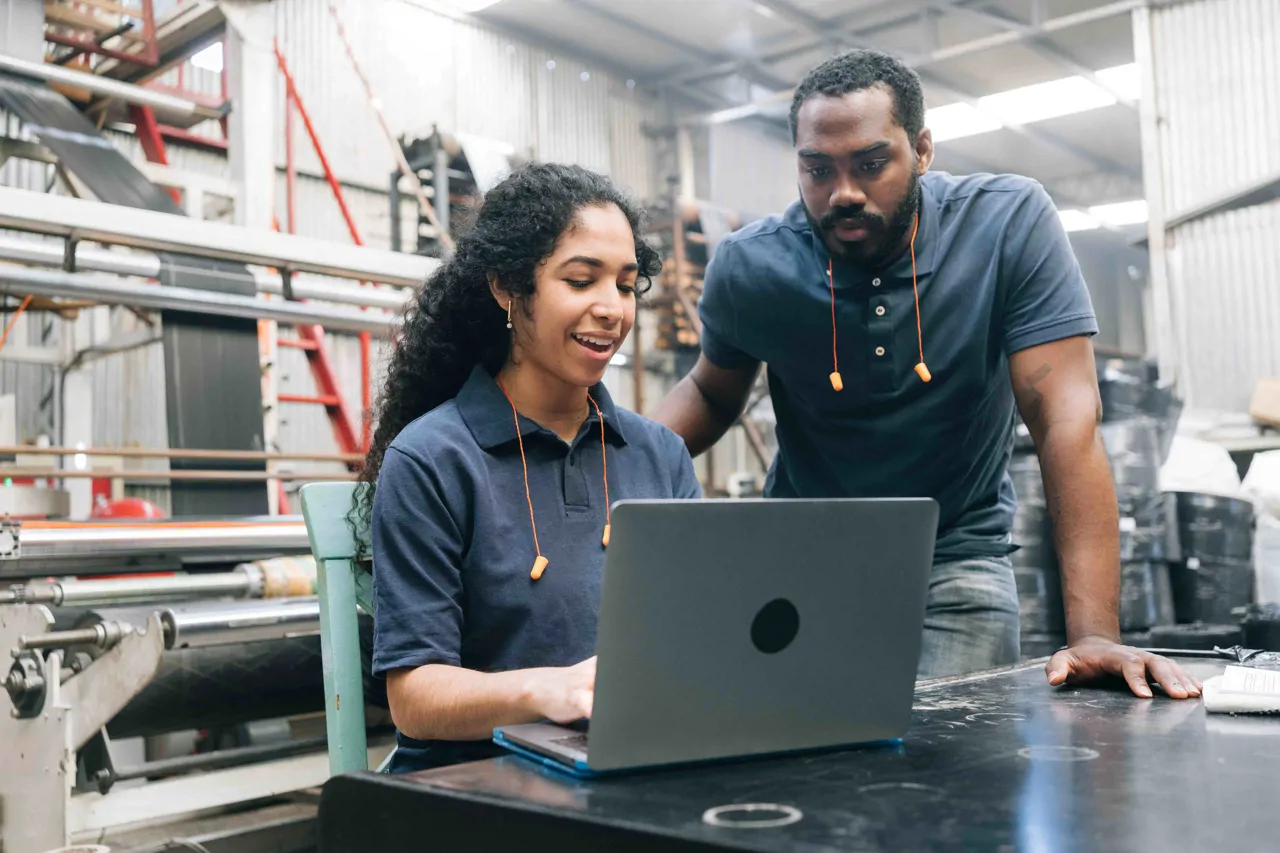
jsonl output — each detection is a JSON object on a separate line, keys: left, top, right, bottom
{"left": 751, "top": 598, "right": 800, "bottom": 654}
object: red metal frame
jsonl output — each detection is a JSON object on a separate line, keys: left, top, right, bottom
{"left": 276, "top": 42, "right": 373, "bottom": 451}
{"left": 127, "top": 104, "right": 181, "bottom": 205}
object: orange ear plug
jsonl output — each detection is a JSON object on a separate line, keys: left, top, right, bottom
{"left": 531, "top": 555, "right": 549, "bottom": 580}
{"left": 915, "top": 363, "right": 931, "bottom": 383}
{"left": 829, "top": 372, "right": 844, "bottom": 392}
{"left": 602, "top": 523, "right": 611, "bottom": 548}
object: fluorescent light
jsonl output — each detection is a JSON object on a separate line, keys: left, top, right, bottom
{"left": 1088, "top": 199, "right": 1148, "bottom": 226}
{"left": 980, "top": 75, "right": 1115, "bottom": 125}
{"left": 925, "top": 62, "right": 1142, "bottom": 144}
{"left": 190, "top": 42, "right": 223, "bottom": 74}
{"left": 753, "top": 2, "right": 778, "bottom": 18}
{"left": 1094, "top": 63, "right": 1141, "bottom": 101}
{"left": 926, "top": 102, "right": 1001, "bottom": 142}
{"left": 1058, "top": 209, "right": 1101, "bottom": 232}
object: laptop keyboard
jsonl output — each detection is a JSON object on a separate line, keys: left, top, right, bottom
{"left": 550, "top": 733, "right": 589, "bottom": 751}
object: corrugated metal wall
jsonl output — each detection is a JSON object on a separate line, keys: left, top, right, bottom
{"left": 1144, "top": 0, "right": 1280, "bottom": 411}
{"left": 273, "top": 0, "right": 660, "bottom": 196}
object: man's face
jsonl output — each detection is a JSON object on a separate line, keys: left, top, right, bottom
{"left": 795, "top": 85, "right": 933, "bottom": 267}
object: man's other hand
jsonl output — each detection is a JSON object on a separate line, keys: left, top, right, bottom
{"left": 1047, "top": 636, "right": 1203, "bottom": 699}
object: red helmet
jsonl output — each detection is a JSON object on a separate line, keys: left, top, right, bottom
{"left": 90, "top": 497, "right": 167, "bottom": 520}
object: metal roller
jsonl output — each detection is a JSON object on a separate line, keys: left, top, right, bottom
{"left": 4, "top": 521, "right": 311, "bottom": 580}
{"left": 160, "top": 598, "right": 322, "bottom": 649}
{"left": 55, "top": 598, "right": 363, "bottom": 737}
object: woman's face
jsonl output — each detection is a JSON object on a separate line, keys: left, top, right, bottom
{"left": 510, "top": 203, "right": 640, "bottom": 389}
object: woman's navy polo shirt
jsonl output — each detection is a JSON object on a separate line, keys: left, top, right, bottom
{"left": 371, "top": 364, "right": 700, "bottom": 770}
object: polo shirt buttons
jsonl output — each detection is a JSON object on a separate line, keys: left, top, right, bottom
{"left": 872, "top": 277, "right": 881, "bottom": 287}
{"left": 875, "top": 346, "right": 885, "bottom": 357}
{"left": 875, "top": 306, "right": 886, "bottom": 316}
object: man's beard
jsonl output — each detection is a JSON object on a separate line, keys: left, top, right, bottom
{"left": 803, "top": 168, "right": 921, "bottom": 269}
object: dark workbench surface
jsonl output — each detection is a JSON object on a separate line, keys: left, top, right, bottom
{"left": 320, "top": 660, "right": 1280, "bottom": 852}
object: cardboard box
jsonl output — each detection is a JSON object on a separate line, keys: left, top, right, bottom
{"left": 1250, "top": 377, "right": 1280, "bottom": 429}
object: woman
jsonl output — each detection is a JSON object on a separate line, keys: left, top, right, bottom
{"left": 358, "top": 163, "right": 701, "bottom": 772}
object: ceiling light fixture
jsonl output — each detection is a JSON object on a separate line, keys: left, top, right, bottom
{"left": 1057, "top": 209, "right": 1101, "bottom": 232}
{"left": 1088, "top": 199, "right": 1148, "bottom": 226}
{"left": 926, "top": 63, "right": 1140, "bottom": 144}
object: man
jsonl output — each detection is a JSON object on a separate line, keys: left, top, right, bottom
{"left": 654, "top": 50, "right": 1199, "bottom": 699}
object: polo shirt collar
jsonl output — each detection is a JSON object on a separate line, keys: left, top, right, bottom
{"left": 797, "top": 177, "right": 940, "bottom": 280}
{"left": 456, "top": 364, "right": 629, "bottom": 450}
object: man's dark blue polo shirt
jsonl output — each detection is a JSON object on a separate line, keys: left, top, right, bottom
{"left": 699, "top": 171, "right": 1097, "bottom": 562}
{"left": 371, "top": 364, "right": 700, "bottom": 770}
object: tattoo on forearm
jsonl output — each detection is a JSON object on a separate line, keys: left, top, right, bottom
{"left": 1020, "top": 362, "right": 1053, "bottom": 428}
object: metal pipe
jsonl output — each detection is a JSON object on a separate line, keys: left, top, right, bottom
{"left": 0, "top": 443, "right": 360, "bottom": 464}
{"left": 0, "top": 187, "right": 437, "bottom": 288}
{"left": 0, "top": 53, "right": 224, "bottom": 121}
{"left": 102, "top": 735, "right": 329, "bottom": 791}
{"left": 3, "top": 571, "right": 258, "bottom": 607}
{"left": 161, "top": 597, "right": 321, "bottom": 649}
{"left": 1, "top": 467, "right": 354, "bottom": 482}
{"left": 18, "top": 620, "right": 134, "bottom": 652}
{"left": 0, "top": 264, "right": 399, "bottom": 336}
{"left": 0, "top": 235, "right": 412, "bottom": 311}
{"left": 15, "top": 523, "right": 309, "bottom": 561}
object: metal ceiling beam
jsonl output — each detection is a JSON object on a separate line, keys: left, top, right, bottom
{"left": 562, "top": 0, "right": 792, "bottom": 93}
{"left": 927, "top": 1, "right": 1137, "bottom": 109}
{"left": 651, "top": 0, "right": 993, "bottom": 88}
{"left": 688, "top": 0, "right": 1141, "bottom": 184}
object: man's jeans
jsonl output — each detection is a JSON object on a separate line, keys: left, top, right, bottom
{"left": 916, "top": 555, "right": 1022, "bottom": 680}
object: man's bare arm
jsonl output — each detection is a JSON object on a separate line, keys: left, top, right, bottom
{"left": 1010, "top": 336, "right": 1199, "bottom": 699}
{"left": 1010, "top": 335, "right": 1119, "bottom": 642}
{"left": 652, "top": 355, "right": 760, "bottom": 456}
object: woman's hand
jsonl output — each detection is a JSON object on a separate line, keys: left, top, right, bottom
{"left": 526, "top": 656, "right": 596, "bottom": 723}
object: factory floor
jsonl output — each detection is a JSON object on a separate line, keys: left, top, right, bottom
{"left": 100, "top": 799, "right": 318, "bottom": 853}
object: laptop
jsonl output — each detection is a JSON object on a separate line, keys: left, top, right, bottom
{"left": 493, "top": 497, "right": 938, "bottom": 778}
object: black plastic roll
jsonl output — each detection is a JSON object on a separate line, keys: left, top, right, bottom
{"left": 1012, "top": 504, "right": 1056, "bottom": 571}
{"left": 1169, "top": 557, "right": 1255, "bottom": 624}
{"left": 107, "top": 635, "right": 326, "bottom": 738}
{"left": 1171, "top": 492, "right": 1256, "bottom": 562}
{"left": 1121, "top": 631, "right": 1152, "bottom": 647}
{"left": 1120, "top": 562, "right": 1175, "bottom": 631}
{"left": 1149, "top": 623, "right": 1243, "bottom": 650}
{"left": 1015, "top": 565, "right": 1064, "bottom": 635}
{"left": 1020, "top": 633, "right": 1066, "bottom": 659}
{"left": 65, "top": 603, "right": 375, "bottom": 736}
{"left": 1099, "top": 372, "right": 1149, "bottom": 423}
{"left": 1119, "top": 508, "right": 1168, "bottom": 563}
{"left": 1101, "top": 420, "right": 1162, "bottom": 513}
{"left": 1241, "top": 604, "right": 1280, "bottom": 652}
{"left": 1010, "top": 451, "right": 1045, "bottom": 506}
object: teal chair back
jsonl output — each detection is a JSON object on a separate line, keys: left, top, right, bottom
{"left": 300, "top": 481, "right": 377, "bottom": 775}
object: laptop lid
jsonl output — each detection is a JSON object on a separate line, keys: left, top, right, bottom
{"left": 584, "top": 498, "right": 938, "bottom": 772}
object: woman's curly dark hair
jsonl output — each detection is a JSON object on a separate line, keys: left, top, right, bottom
{"left": 351, "top": 163, "right": 662, "bottom": 548}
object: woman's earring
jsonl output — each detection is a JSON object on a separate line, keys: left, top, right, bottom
{"left": 506, "top": 301, "right": 513, "bottom": 330}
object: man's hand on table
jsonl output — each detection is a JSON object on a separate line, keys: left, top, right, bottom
{"left": 1046, "top": 636, "right": 1204, "bottom": 699}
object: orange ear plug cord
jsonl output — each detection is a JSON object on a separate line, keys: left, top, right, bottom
{"left": 497, "top": 378, "right": 611, "bottom": 581}
{"left": 827, "top": 213, "right": 930, "bottom": 392}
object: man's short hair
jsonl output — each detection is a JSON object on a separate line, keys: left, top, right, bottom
{"left": 789, "top": 49, "right": 926, "bottom": 145}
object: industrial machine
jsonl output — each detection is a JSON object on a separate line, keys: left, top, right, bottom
{"left": 1, "top": 522, "right": 389, "bottom": 853}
